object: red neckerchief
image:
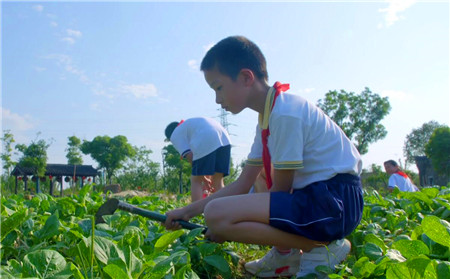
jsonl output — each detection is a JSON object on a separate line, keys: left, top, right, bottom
{"left": 262, "top": 82, "right": 290, "bottom": 189}
{"left": 396, "top": 171, "right": 408, "bottom": 179}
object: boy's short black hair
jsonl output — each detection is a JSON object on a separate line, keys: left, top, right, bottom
{"left": 200, "top": 36, "right": 268, "bottom": 82}
{"left": 164, "top": 121, "right": 179, "bottom": 141}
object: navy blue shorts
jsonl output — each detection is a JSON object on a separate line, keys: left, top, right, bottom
{"left": 191, "top": 145, "right": 231, "bottom": 177}
{"left": 269, "top": 173, "right": 364, "bottom": 242}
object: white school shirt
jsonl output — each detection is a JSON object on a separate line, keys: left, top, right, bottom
{"left": 170, "top": 117, "right": 231, "bottom": 161}
{"left": 388, "top": 174, "right": 418, "bottom": 192}
{"left": 247, "top": 87, "right": 362, "bottom": 189}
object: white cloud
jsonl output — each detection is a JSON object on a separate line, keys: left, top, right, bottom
{"left": 119, "top": 83, "right": 158, "bottom": 99}
{"left": 378, "top": 0, "right": 417, "bottom": 28}
{"left": 67, "top": 29, "right": 82, "bottom": 37}
{"left": 188, "top": 59, "right": 199, "bottom": 70}
{"left": 44, "top": 54, "right": 89, "bottom": 83}
{"left": 32, "top": 5, "right": 44, "bottom": 12}
{"left": 380, "top": 89, "right": 409, "bottom": 100}
{"left": 61, "top": 37, "right": 75, "bottom": 44}
{"left": 50, "top": 21, "right": 58, "bottom": 27}
{"left": 1, "top": 108, "right": 35, "bottom": 131}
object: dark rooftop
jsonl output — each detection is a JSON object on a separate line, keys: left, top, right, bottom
{"left": 11, "top": 164, "right": 99, "bottom": 177}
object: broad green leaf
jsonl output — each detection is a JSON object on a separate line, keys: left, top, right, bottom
{"left": 35, "top": 210, "right": 60, "bottom": 240}
{"left": 151, "top": 255, "right": 173, "bottom": 277}
{"left": 122, "top": 245, "right": 143, "bottom": 278}
{"left": 0, "top": 268, "right": 15, "bottom": 279}
{"left": 103, "top": 264, "right": 131, "bottom": 279}
{"left": 120, "top": 226, "right": 144, "bottom": 250}
{"left": 421, "top": 187, "right": 440, "bottom": 198}
{"left": 386, "top": 262, "right": 422, "bottom": 279}
{"left": 392, "top": 239, "right": 430, "bottom": 259}
{"left": 152, "top": 251, "right": 189, "bottom": 277}
{"left": 364, "top": 233, "right": 387, "bottom": 252}
{"left": 402, "top": 192, "right": 433, "bottom": 206}
{"left": 405, "top": 256, "right": 435, "bottom": 278}
{"left": 364, "top": 243, "right": 383, "bottom": 261}
{"left": 352, "top": 256, "right": 376, "bottom": 278}
{"left": 79, "top": 236, "right": 126, "bottom": 266}
{"left": 93, "top": 236, "right": 126, "bottom": 266}
{"left": 77, "top": 184, "right": 92, "bottom": 205}
{"left": 23, "top": 249, "right": 69, "bottom": 279}
{"left": 69, "top": 263, "right": 84, "bottom": 279}
{"left": 203, "top": 255, "right": 231, "bottom": 273}
{"left": 199, "top": 242, "right": 218, "bottom": 256}
{"left": 0, "top": 208, "right": 28, "bottom": 241}
{"left": 183, "top": 228, "right": 204, "bottom": 245}
{"left": 421, "top": 215, "right": 450, "bottom": 248}
{"left": 436, "top": 262, "right": 450, "bottom": 279}
{"left": 154, "top": 230, "right": 184, "bottom": 252}
{"left": 383, "top": 249, "right": 406, "bottom": 263}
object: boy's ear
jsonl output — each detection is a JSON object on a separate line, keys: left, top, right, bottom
{"left": 239, "top": 69, "right": 255, "bottom": 86}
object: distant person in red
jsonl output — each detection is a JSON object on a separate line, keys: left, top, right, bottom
{"left": 383, "top": 160, "right": 419, "bottom": 192}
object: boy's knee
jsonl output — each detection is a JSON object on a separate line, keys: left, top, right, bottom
{"left": 204, "top": 199, "right": 227, "bottom": 228}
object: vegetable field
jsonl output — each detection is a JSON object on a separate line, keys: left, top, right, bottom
{"left": 1, "top": 185, "right": 450, "bottom": 278}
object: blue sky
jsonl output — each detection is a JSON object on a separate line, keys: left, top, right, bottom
{"left": 2, "top": 0, "right": 449, "bottom": 174}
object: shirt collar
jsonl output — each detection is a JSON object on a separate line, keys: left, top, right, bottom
{"left": 259, "top": 86, "right": 276, "bottom": 129}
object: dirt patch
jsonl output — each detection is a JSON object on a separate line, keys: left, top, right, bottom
{"left": 112, "top": 190, "right": 151, "bottom": 198}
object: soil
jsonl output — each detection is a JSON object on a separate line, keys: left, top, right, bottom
{"left": 111, "top": 190, "right": 152, "bottom": 198}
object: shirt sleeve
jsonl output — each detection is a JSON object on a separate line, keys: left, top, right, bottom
{"left": 270, "top": 114, "right": 304, "bottom": 169}
{"left": 388, "top": 175, "right": 396, "bottom": 188}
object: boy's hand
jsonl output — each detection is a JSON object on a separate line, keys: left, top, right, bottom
{"left": 205, "top": 230, "right": 226, "bottom": 243}
{"left": 164, "top": 208, "right": 190, "bottom": 231}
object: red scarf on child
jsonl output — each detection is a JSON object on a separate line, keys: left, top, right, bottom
{"left": 261, "top": 82, "right": 290, "bottom": 189}
{"left": 396, "top": 171, "right": 408, "bottom": 178}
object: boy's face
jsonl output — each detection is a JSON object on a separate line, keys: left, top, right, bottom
{"left": 204, "top": 68, "right": 248, "bottom": 114}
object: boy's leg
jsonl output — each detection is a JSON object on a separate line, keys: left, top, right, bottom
{"left": 190, "top": 175, "right": 204, "bottom": 202}
{"left": 210, "top": 172, "right": 224, "bottom": 193}
{"left": 203, "top": 193, "right": 325, "bottom": 250}
{"left": 204, "top": 193, "right": 323, "bottom": 278}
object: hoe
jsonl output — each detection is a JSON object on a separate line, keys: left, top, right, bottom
{"left": 95, "top": 198, "right": 207, "bottom": 233}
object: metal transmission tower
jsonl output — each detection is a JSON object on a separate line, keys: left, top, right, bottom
{"left": 219, "top": 108, "right": 230, "bottom": 133}
{"left": 217, "top": 108, "right": 235, "bottom": 135}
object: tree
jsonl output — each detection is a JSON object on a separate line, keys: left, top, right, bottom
{"left": 317, "top": 87, "right": 391, "bottom": 154}
{"left": 162, "top": 144, "right": 191, "bottom": 193}
{"left": 425, "top": 126, "right": 450, "bottom": 177}
{"left": 1, "top": 130, "right": 16, "bottom": 175}
{"left": 403, "top": 121, "right": 446, "bottom": 165}
{"left": 15, "top": 138, "right": 50, "bottom": 193}
{"left": 116, "top": 145, "right": 160, "bottom": 191}
{"left": 65, "top": 136, "right": 83, "bottom": 165}
{"left": 361, "top": 164, "right": 388, "bottom": 191}
{"left": 80, "top": 135, "right": 135, "bottom": 184}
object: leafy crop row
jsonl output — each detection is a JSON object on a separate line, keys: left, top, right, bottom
{"left": 1, "top": 185, "right": 450, "bottom": 278}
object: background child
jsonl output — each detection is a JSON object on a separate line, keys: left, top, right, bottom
{"left": 164, "top": 36, "right": 364, "bottom": 278}
{"left": 165, "top": 117, "right": 232, "bottom": 201}
{"left": 383, "top": 160, "right": 418, "bottom": 192}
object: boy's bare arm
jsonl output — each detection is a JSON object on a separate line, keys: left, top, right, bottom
{"left": 272, "top": 169, "right": 295, "bottom": 192}
{"left": 184, "top": 152, "right": 193, "bottom": 164}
